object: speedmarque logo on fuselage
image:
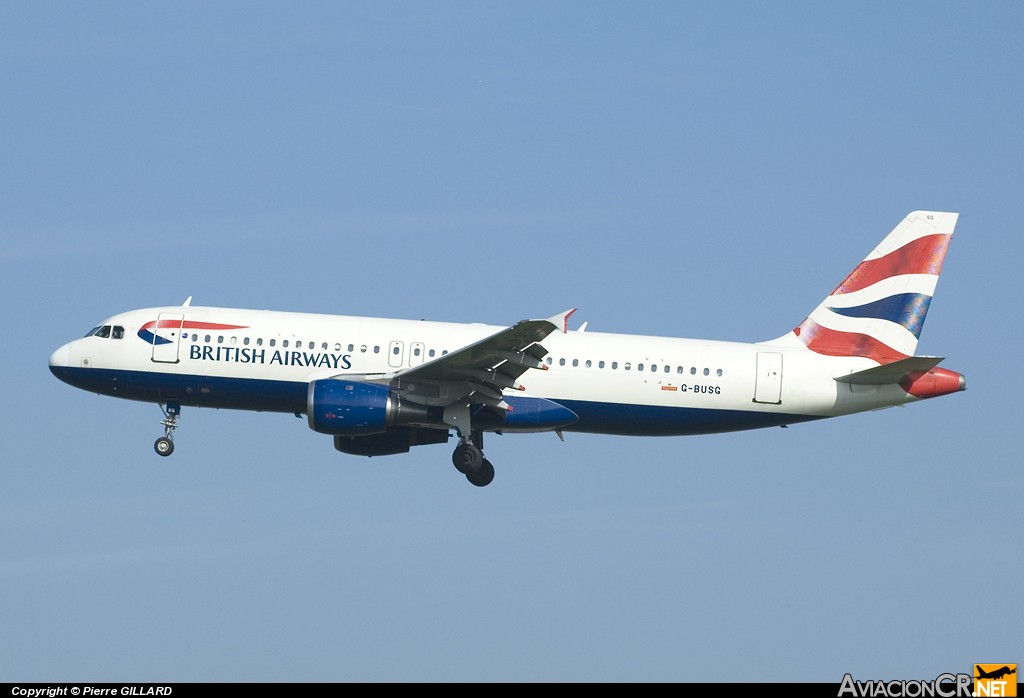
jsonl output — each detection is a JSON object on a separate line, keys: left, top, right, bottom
{"left": 137, "top": 319, "right": 248, "bottom": 346}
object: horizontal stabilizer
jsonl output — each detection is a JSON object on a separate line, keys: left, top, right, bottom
{"left": 835, "top": 356, "right": 944, "bottom": 385}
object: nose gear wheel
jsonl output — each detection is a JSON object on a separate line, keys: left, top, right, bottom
{"left": 155, "top": 403, "right": 181, "bottom": 457}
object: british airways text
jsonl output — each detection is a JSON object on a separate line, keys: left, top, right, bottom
{"left": 188, "top": 344, "right": 352, "bottom": 369}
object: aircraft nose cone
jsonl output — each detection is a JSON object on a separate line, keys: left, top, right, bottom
{"left": 49, "top": 343, "right": 71, "bottom": 373}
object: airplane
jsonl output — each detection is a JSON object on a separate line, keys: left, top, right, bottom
{"left": 49, "top": 210, "right": 965, "bottom": 487}
{"left": 976, "top": 666, "right": 1017, "bottom": 681}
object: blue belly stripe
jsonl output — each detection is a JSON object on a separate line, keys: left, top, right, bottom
{"left": 49, "top": 366, "right": 819, "bottom": 436}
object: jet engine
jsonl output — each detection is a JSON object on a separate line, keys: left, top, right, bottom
{"left": 307, "top": 379, "right": 432, "bottom": 436}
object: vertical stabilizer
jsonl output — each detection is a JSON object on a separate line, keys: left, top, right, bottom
{"left": 779, "top": 211, "right": 958, "bottom": 363}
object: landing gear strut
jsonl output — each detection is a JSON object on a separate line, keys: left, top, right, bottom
{"left": 451, "top": 431, "right": 495, "bottom": 487}
{"left": 154, "top": 403, "right": 181, "bottom": 457}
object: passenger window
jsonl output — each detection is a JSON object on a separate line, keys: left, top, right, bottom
{"left": 348, "top": 344, "right": 355, "bottom": 352}
{"left": 677, "top": 366, "right": 684, "bottom": 374}
{"left": 413, "top": 347, "right": 421, "bottom": 356}
{"left": 717, "top": 368, "right": 723, "bottom": 377}
{"left": 585, "top": 359, "right": 592, "bottom": 368}
{"left": 572, "top": 359, "right": 579, "bottom": 367}
{"left": 690, "top": 367, "right": 697, "bottom": 375}
{"left": 205, "top": 334, "right": 212, "bottom": 343}
{"left": 256, "top": 338, "right": 263, "bottom": 346}
{"left": 703, "top": 368, "right": 710, "bottom": 376}
{"left": 545, "top": 356, "right": 553, "bottom": 365}
{"left": 374, "top": 346, "right": 380, "bottom": 354}
{"left": 112, "top": 326, "right": 124, "bottom": 339}
{"left": 624, "top": 363, "right": 631, "bottom": 371}
{"left": 243, "top": 337, "right": 250, "bottom": 346}
{"left": 638, "top": 364, "right": 645, "bottom": 372}
{"left": 664, "top": 365, "right": 670, "bottom": 373}
{"left": 598, "top": 360, "right": 605, "bottom": 368}
{"left": 360, "top": 345, "right": 367, "bottom": 353}
{"left": 269, "top": 339, "right": 276, "bottom": 347}
{"left": 392, "top": 346, "right": 400, "bottom": 355}
{"left": 283, "top": 340, "right": 289, "bottom": 348}
{"left": 230, "top": 336, "right": 237, "bottom": 345}
{"left": 217, "top": 336, "right": 224, "bottom": 344}
{"left": 322, "top": 342, "right": 328, "bottom": 350}
{"left": 429, "top": 349, "right": 436, "bottom": 357}
{"left": 612, "top": 362, "right": 618, "bottom": 369}
{"left": 334, "top": 343, "right": 341, "bottom": 351}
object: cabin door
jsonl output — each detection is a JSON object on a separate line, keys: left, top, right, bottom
{"left": 151, "top": 313, "right": 185, "bottom": 363}
{"left": 753, "top": 352, "right": 783, "bottom": 404}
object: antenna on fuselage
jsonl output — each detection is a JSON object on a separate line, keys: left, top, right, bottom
{"left": 182, "top": 296, "right": 193, "bottom": 307}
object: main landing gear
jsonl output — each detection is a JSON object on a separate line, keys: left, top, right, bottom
{"left": 154, "top": 403, "right": 180, "bottom": 457}
{"left": 451, "top": 431, "right": 494, "bottom": 487}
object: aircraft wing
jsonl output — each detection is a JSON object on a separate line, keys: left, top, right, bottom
{"left": 381, "top": 309, "right": 575, "bottom": 410}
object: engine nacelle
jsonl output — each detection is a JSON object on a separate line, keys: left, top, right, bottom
{"left": 472, "top": 395, "right": 579, "bottom": 432}
{"left": 334, "top": 428, "right": 450, "bottom": 457}
{"left": 308, "top": 379, "right": 437, "bottom": 436}
{"left": 308, "top": 379, "right": 392, "bottom": 435}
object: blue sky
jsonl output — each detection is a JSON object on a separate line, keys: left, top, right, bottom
{"left": 2, "top": 1, "right": 1020, "bottom": 682}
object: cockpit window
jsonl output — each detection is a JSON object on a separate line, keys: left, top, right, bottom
{"left": 85, "top": 324, "right": 124, "bottom": 339}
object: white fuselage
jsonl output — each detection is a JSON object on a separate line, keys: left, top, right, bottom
{"left": 49, "top": 305, "right": 921, "bottom": 437}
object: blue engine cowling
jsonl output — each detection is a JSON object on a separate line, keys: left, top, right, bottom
{"left": 308, "top": 379, "right": 393, "bottom": 436}
{"left": 471, "top": 395, "right": 578, "bottom": 432}
{"left": 309, "top": 379, "right": 577, "bottom": 437}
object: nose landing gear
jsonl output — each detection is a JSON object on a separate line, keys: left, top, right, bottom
{"left": 154, "top": 403, "right": 181, "bottom": 457}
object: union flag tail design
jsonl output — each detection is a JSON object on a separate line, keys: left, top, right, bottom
{"left": 789, "top": 211, "right": 958, "bottom": 363}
